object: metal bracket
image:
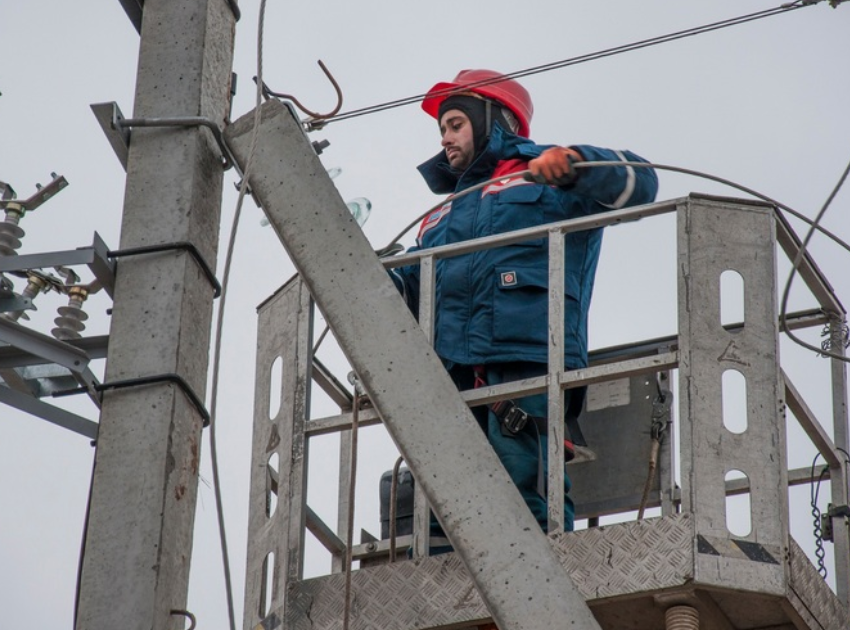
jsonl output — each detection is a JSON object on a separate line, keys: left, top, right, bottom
{"left": 0, "top": 295, "right": 34, "bottom": 314}
{"left": 0, "top": 173, "right": 69, "bottom": 212}
{"left": 90, "top": 101, "right": 239, "bottom": 173}
{"left": 820, "top": 504, "right": 850, "bottom": 542}
{"left": 0, "top": 232, "right": 117, "bottom": 298}
{"left": 108, "top": 242, "right": 221, "bottom": 298}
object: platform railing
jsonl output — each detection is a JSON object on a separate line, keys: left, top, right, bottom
{"left": 244, "top": 194, "right": 850, "bottom": 628}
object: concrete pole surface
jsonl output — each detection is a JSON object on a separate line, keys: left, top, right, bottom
{"left": 75, "top": 1, "right": 234, "bottom": 629}
{"left": 225, "top": 100, "right": 601, "bottom": 630}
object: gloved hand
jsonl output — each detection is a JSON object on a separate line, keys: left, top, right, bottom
{"left": 527, "top": 147, "right": 583, "bottom": 186}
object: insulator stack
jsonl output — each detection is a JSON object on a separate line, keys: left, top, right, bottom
{"left": 0, "top": 202, "right": 25, "bottom": 256}
{"left": 52, "top": 287, "right": 89, "bottom": 340}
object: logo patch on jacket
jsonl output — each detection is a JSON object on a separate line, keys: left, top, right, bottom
{"left": 417, "top": 201, "right": 452, "bottom": 243}
{"left": 500, "top": 271, "right": 518, "bottom": 287}
{"left": 481, "top": 175, "right": 534, "bottom": 197}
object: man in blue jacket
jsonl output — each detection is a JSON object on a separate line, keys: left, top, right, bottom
{"left": 392, "top": 69, "right": 658, "bottom": 535}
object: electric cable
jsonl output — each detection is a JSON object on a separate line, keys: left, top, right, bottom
{"left": 320, "top": 1, "right": 821, "bottom": 126}
{"left": 73, "top": 452, "right": 97, "bottom": 628}
{"left": 780, "top": 154, "right": 850, "bottom": 362}
{"left": 206, "top": 1, "right": 269, "bottom": 629}
{"left": 381, "top": 161, "right": 850, "bottom": 363}
{"left": 384, "top": 162, "right": 850, "bottom": 258}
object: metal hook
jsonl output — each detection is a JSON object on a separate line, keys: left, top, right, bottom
{"left": 257, "top": 60, "right": 343, "bottom": 123}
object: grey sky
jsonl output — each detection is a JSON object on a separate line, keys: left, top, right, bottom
{"left": 2, "top": 1, "right": 849, "bottom": 627}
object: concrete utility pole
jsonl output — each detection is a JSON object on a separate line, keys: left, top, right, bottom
{"left": 226, "top": 101, "right": 602, "bottom": 630}
{"left": 75, "top": 1, "right": 235, "bottom": 628}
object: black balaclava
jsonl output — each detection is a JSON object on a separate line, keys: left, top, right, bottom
{"left": 438, "top": 95, "right": 515, "bottom": 163}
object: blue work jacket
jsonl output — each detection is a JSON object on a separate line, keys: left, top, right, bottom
{"left": 392, "top": 124, "right": 658, "bottom": 369}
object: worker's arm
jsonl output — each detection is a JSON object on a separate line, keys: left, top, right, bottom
{"left": 529, "top": 145, "right": 658, "bottom": 209}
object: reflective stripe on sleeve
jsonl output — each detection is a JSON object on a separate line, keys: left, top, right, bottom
{"left": 602, "top": 150, "right": 636, "bottom": 209}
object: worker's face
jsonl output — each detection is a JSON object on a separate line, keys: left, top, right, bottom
{"left": 440, "top": 109, "right": 475, "bottom": 171}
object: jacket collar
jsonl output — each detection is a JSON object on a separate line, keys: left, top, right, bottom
{"left": 417, "top": 123, "right": 544, "bottom": 195}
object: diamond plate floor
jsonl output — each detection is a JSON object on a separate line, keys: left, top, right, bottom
{"left": 263, "top": 513, "right": 848, "bottom": 630}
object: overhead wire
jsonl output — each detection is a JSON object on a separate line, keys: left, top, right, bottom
{"left": 207, "top": 1, "right": 270, "bottom": 629}
{"left": 319, "top": 0, "right": 819, "bottom": 126}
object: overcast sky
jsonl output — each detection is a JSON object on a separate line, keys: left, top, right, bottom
{"left": 2, "top": 0, "right": 850, "bottom": 628}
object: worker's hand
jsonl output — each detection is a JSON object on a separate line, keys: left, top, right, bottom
{"left": 527, "top": 147, "right": 583, "bottom": 186}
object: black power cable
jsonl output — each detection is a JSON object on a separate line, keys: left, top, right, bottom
{"left": 321, "top": 1, "right": 821, "bottom": 126}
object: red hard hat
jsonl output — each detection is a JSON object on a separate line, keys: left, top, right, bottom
{"left": 422, "top": 69, "right": 533, "bottom": 137}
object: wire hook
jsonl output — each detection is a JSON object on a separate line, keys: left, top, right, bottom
{"left": 257, "top": 60, "right": 343, "bottom": 124}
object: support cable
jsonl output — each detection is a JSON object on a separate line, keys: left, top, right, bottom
{"left": 320, "top": 1, "right": 824, "bottom": 126}
{"left": 206, "top": 0, "right": 269, "bottom": 628}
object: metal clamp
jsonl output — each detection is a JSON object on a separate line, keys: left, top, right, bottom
{"left": 109, "top": 242, "right": 221, "bottom": 298}
{"left": 55, "top": 373, "right": 210, "bottom": 427}
{"left": 90, "top": 102, "right": 240, "bottom": 174}
{"left": 117, "top": 115, "right": 238, "bottom": 170}
{"left": 97, "top": 374, "right": 211, "bottom": 427}
{"left": 820, "top": 504, "right": 850, "bottom": 542}
{"left": 650, "top": 389, "right": 673, "bottom": 441}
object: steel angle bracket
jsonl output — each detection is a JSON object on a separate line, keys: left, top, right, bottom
{"left": 0, "top": 294, "right": 34, "bottom": 314}
{"left": 0, "top": 232, "right": 116, "bottom": 298}
{"left": 91, "top": 102, "right": 131, "bottom": 170}
{"left": 0, "top": 315, "right": 102, "bottom": 435}
{"left": 0, "top": 316, "right": 91, "bottom": 373}
{"left": 0, "top": 316, "right": 101, "bottom": 407}
{"left": 0, "top": 383, "right": 98, "bottom": 440}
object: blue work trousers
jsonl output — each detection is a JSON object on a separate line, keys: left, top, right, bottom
{"left": 430, "top": 362, "right": 576, "bottom": 550}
